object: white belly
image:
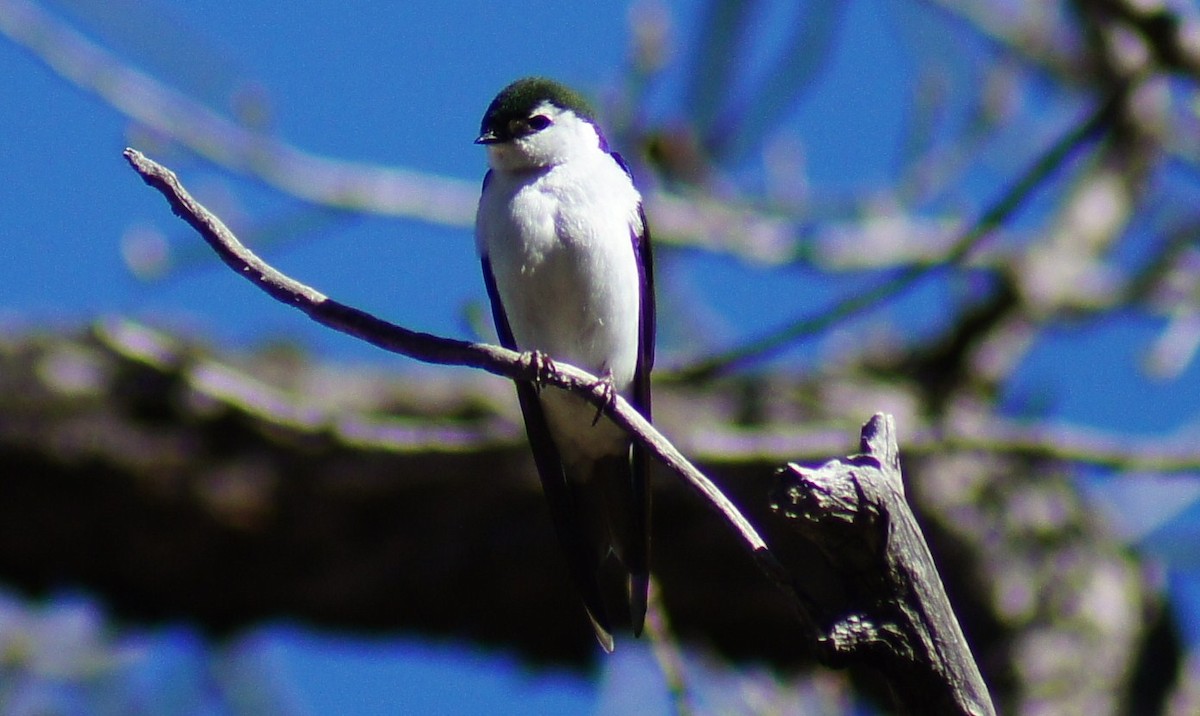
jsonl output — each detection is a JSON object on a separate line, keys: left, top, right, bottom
{"left": 478, "top": 158, "right": 643, "bottom": 460}
{"left": 498, "top": 237, "right": 640, "bottom": 389}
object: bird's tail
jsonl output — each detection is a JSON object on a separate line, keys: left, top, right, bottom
{"left": 589, "top": 453, "right": 650, "bottom": 638}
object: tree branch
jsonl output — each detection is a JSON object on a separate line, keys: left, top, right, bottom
{"left": 122, "top": 146, "right": 790, "bottom": 610}
{"left": 771, "top": 415, "right": 996, "bottom": 716}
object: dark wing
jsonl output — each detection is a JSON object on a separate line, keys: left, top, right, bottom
{"left": 611, "top": 153, "right": 656, "bottom": 378}
{"left": 612, "top": 153, "right": 655, "bottom": 635}
{"left": 480, "top": 252, "right": 615, "bottom": 651}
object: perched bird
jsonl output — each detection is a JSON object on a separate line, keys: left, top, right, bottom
{"left": 474, "top": 77, "right": 655, "bottom": 651}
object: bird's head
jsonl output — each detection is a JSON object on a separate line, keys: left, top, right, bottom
{"left": 476, "top": 77, "right": 605, "bottom": 172}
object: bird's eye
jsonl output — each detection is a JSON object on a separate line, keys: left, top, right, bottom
{"left": 527, "top": 115, "right": 552, "bottom": 131}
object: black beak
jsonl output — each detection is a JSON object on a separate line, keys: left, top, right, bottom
{"left": 475, "top": 130, "right": 501, "bottom": 145}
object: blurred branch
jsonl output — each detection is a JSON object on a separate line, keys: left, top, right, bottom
{"left": 685, "top": 0, "right": 756, "bottom": 141}
{"left": 922, "top": 0, "right": 1200, "bottom": 182}
{"left": 1084, "top": 0, "right": 1200, "bottom": 77}
{"left": 919, "top": 0, "right": 1086, "bottom": 77}
{"left": 0, "top": 321, "right": 1168, "bottom": 684}
{"left": 686, "top": 415, "right": 1200, "bottom": 474}
{"left": 0, "top": 321, "right": 806, "bottom": 665}
{"left": 0, "top": 0, "right": 478, "bottom": 223}
{"left": 45, "top": 311, "right": 1200, "bottom": 475}
{"left": 0, "top": 0, "right": 796, "bottom": 263}
{"left": 643, "top": 579, "right": 696, "bottom": 716}
{"left": 709, "top": 3, "right": 847, "bottom": 161}
{"left": 928, "top": 417, "right": 1200, "bottom": 473}
{"left": 668, "top": 89, "right": 1124, "bottom": 383}
{"left": 931, "top": 0, "right": 1200, "bottom": 83}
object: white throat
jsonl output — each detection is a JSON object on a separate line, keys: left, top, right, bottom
{"left": 486, "top": 103, "right": 605, "bottom": 173}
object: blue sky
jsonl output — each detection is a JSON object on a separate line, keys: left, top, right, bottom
{"left": 3, "top": 0, "right": 1199, "bottom": 712}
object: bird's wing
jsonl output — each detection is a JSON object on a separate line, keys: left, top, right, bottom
{"left": 480, "top": 252, "right": 615, "bottom": 652}
{"left": 611, "top": 153, "right": 656, "bottom": 376}
{"left": 612, "top": 153, "right": 655, "bottom": 635}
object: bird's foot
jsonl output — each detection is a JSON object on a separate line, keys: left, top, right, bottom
{"left": 523, "top": 350, "right": 557, "bottom": 393}
{"left": 590, "top": 369, "right": 617, "bottom": 426}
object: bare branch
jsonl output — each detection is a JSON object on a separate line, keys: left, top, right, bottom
{"left": 121, "top": 146, "right": 789, "bottom": 601}
{"left": 772, "top": 415, "right": 996, "bottom": 716}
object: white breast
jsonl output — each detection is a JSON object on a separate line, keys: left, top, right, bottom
{"left": 478, "top": 153, "right": 643, "bottom": 391}
{"left": 478, "top": 151, "right": 644, "bottom": 460}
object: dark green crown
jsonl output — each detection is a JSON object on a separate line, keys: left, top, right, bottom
{"left": 480, "top": 77, "right": 595, "bottom": 136}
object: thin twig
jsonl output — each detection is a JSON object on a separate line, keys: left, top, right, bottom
{"left": 643, "top": 578, "right": 695, "bottom": 716}
{"left": 668, "top": 89, "right": 1125, "bottom": 383}
{"left": 122, "top": 147, "right": 788, "bottom": 591}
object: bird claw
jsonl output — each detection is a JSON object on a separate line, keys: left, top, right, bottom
{"left": 590, "top": 370, "right": 617, "bottom": 426}
{"left": 523, "top": 350, "right": 556, "bottom": 392}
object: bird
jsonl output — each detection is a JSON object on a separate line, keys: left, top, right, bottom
{"left": 474, "top": 77, "right": 655, "bottom": 652}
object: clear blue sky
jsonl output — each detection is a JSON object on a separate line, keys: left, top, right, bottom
{"left": 2, "top": 0, "right": 1198, "bottom": 712}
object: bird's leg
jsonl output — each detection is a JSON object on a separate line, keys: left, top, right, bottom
{"left": 590, "top": 369, "right": 617, "bottom": 426}
{"left": 522, "top": 350, "right": 557, "bottom": 393}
